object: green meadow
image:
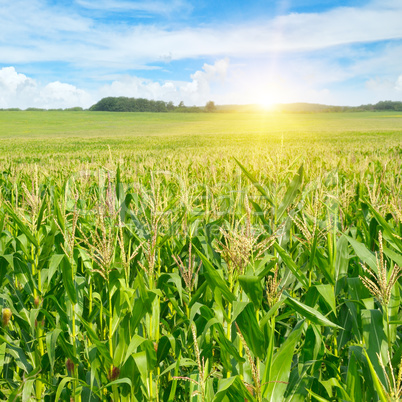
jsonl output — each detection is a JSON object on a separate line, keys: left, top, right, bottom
{"left": 1, "top": 110, "right": 402, "bottom": 401}
{"left": 1, "top": 111, "right": 402, "bottom": 161}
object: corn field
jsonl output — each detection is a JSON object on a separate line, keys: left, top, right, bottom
{"left": 1, "top": 114, "right": 402, "bottom": 401}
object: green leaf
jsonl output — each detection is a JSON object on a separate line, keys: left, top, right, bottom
{"left": 366, "top": 202, "right": 402, "bottom": 252}
{"left": 123, "top": 335, "right": 146, "bottom": 365}
{"left": 101, "top": 377, "right": 132, "bottom": 389}
{"left": 274, "top": 243, "right": 309, "bottom": 289}
{"left": 132, "top": 351, "right": 150, "bottom": 390}
{"left": 235, "top": 302, "right": 266, "bottom": 359}
{"left": 131, "top": 296, "right": 154, "bottom": 330}
{"left": 194, "top": 245, "right": 235, "bottom": 303}
{"left": 0, "top": 335, "right": 33, "bottom": 373}
{"left": 46, "top": 328, "right": 62, "bottom": 371}
{"left": 256, "top": 257, "right": 277, "bottom": 280}
{"left": 337, "top": 301, "right": 361, "bottom": 348}
{"left": 61, "top": 255, "right": 77, "bottom": 304}
{"left": 363, "top": 349, "right": 389, "bottom": 402}
{"left": 167, "top": 352, "right": 181, "bottom": 402}
{"left": 361, "top": 309, "right": 387, "bottom": 385}
{"left": 0, "top": 342, "right": 6, "bottom": 370}
{"left": 264, "top": 320, "right": 305, "bottom": 400}
{"left": 4, "top": 203, "right": 38, "bottom": 248}
{"left": 55, "top": 377, "right": 75, "bottom": 402}
{"left": 284, "top": 293, "right": 341, "bottom": 328}
{"left": 346, "top": 277, "right": 371, "bottom": 302}
{"left": 143, "top": 339, "right": 157, "bottom": 371}
{"left": 319, "top": 378, "right": 351, "bottom": 401}
{"left": 158, "top": 273, "right": 183, "bottom": 304}
{"left": 344, "top": 235, "right": 377, "bottom": 272}
{"left": 78, "top": 315, "right": 112, "bottom": 366}
{"left": 35, "top": 192, "right": 48, "bottom": 231}
{"left": 307, "top": 390, "right": 331, "bottom": 402}
{"left": 53, "top": 188, "right": 65, "bottom": 233}
{"left": 156, "top": 336, "right": 172, "bottom": 365}
{"left": 263, "top": 314, "right": 275, "bottom": 393}
{"left": 315, "top": 284, "right": 337, "bottom": 316}
{"left": 160, "top": 358, "right": 197, "bottom": 377}
{"left": 301, "top": 324, "right": 322, "bottom": 366}
{"left": 22, "top": 378, "right": 35, "bottom": 402}
{"left": 234, "top": 158, "right": 274, "bottom": 206}
{"left": 213, "top": 376, "right": 256, "bottom": 402}
{"left": 197, "top": 305, "right": 245, "bottom": 363}
{"left": 335, "top": 235, "right": 349, "bottom": 282}
{"left": 388, "top": 280, "right": 400, "bottom": 343}
{"left": 250, "top": 199, "right": 271, "bottom": 228}
{"left": 346, "top": 348, "right": 362, "bottom": 402}
{"left": 259, "top": 297, "right": 287, "bottom": 329}
{"left": 238, "top": 274, "right": 263, "bottom": 310}
{"left": 383, "top": 245, "right": 402, "bottom": 266}
{"left": 47, "top": 254, "right": 64, "bottom": 284}
{"left": 277, "top": 164, "right": 303, "bottom": 221}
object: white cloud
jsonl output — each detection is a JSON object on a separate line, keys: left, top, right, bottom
{"left": 0, "top": 0, "right": 401, "bottom": 107}
{"left": 0, "top": 0, "right": 90, "bottom": 38}
{"left": 75, "top": 0, "right": 189, "bottom": 15}
{"left": 0, "top": 67, "right": 36, "bottom": 94}
{"left": 98, "top": 59, "right": 229, "bottom": 105}
{"left": 0, "top": 67, "right": 93, "bottom": 109}
{"left": 1, "top": 1, "right": 402, "bottom": 68}
{"left": 396, "top": 75, "right": 402, "bottom": 91}
{"left": 38, "top": 81, "right": 93, "bottom": 109}
{"left": 354, "top": 74, "right": 402, "bottom": 104}
{"left": 0, "top": 61, "right": 229, "bottom": 108}
{"left": 365, "top": 77, "right": 395, "bottom": 92}
{"left": 2, "top": 56, "right": 401, "bottom": 110}
{"left": 180, "top": 58, "right": 229, "bottom": 104}
{"left": 98, "top": 76, "right": 179, "bottom": 101}
{"left": 0, "top": 67, "right": 37, "bottom": 108}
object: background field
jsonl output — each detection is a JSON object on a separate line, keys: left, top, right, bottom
{"left": 1, "top": 111, "right": 402, "bottom": 401}
{"left": 1, "top": 111, "right": 402, "bottom": 161}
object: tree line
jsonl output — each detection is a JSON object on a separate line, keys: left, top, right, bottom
{"left": 88, "top": 97, "right": 216, "bottom": 113}
{"left": 0, "top": 99, "right": 217, "bottom": 113}
{"left": 273, "top": 100, "right": 402, "bottom": 113}
{"left": 1, "top": 99, "right": 401, "bottom": 113}
{"left": 360, "top": 100, "right": 402, "bottom": 111}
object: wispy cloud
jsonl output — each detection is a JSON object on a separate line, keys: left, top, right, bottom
{"left": 0, "top": 0, "right": 91, "bottom": 37}
{"left": 1, "top": 1, "right": 402, "bottom": 68}
{"left": 0, "top": 0, "right": 401, "bottom": 106}
{"left": 74, "top": 0, "right": 190, "bottom": 15}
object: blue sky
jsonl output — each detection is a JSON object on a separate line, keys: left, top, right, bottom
{"left": 0, "top": 0, "right": 402, "bottom": 108}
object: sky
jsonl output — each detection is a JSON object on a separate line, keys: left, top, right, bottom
{"left": 1, "top": 0, "right": 402, "bottom": 109}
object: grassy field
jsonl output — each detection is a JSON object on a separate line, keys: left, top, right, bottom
{"left": 1, "top": 111, "right": 402, "bottom": 159}
{"left": 0, "top": 111, "right": 402, "bottom": 401}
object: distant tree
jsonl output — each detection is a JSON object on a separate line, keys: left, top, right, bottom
{"left": 205, "top": 101, "right": 216, "bottom": 112}
{"left": 154, "top": 100, "right": 167, "bottom": 112}
{"left": 90, "top": 97, "right": 169, "bottom": 112}
{"left": 373, "top": 100, "right": 402, "bottom": 111}
{"left": 166, "top": 101, "right": 175, "bottom": 111}
{"left": 90, "top": 97, "right": 118, "bottom": 111}
{"left": 64, "top": 107, "right": 83, "bottom": 111}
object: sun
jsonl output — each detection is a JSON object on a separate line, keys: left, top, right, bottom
{"left": 258, "top": 96, "right": 276, "bottom": 111}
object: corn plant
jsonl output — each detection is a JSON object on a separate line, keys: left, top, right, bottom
{"left": 1, "top": 119, "right": 402, "bottom": 401}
